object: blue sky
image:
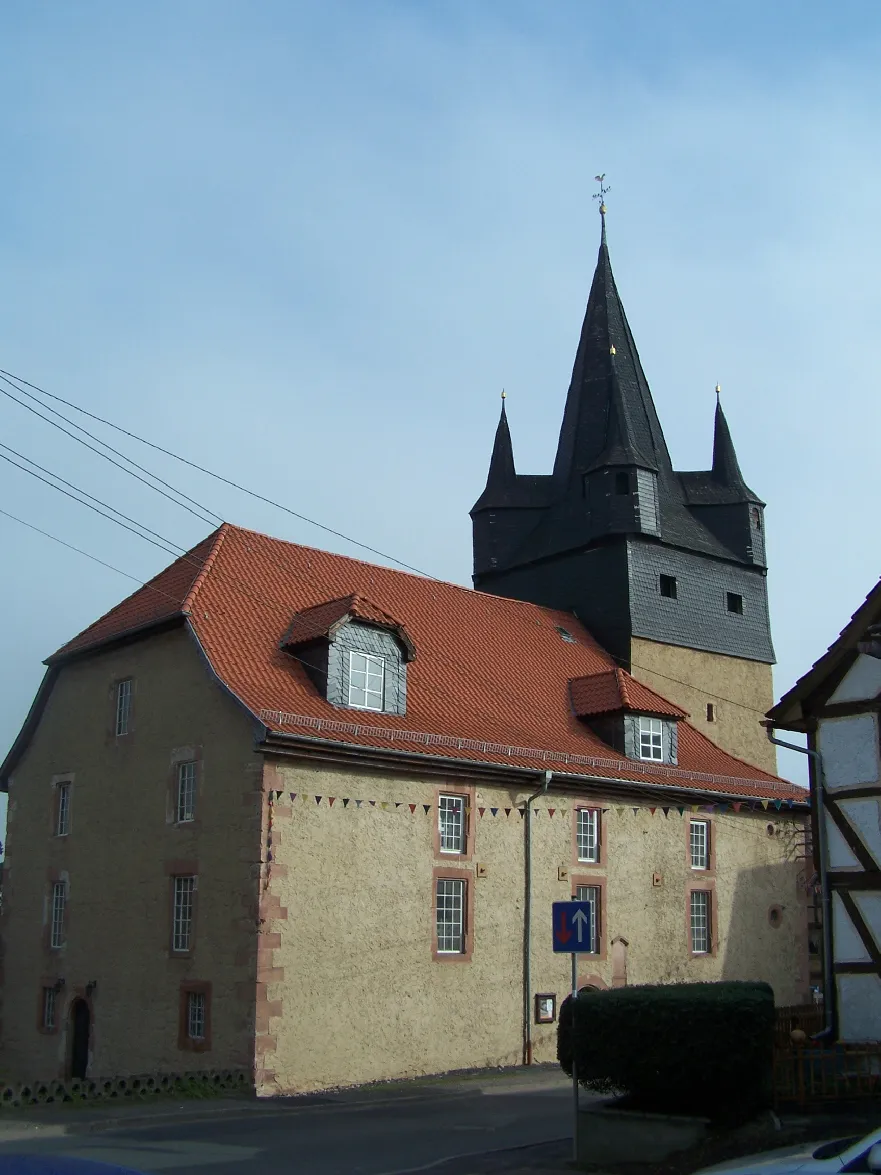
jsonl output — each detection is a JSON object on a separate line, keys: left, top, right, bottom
{"left": 2, "top": 0, "right": 881, "bottom": 839}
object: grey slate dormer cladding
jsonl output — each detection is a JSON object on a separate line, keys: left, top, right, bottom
{"left": 326, "top": 623, "right": 407, "bottom": 715}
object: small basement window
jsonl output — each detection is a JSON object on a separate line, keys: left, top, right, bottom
{"left": 659, "top": 574, "right": 677, "bottom": 600}
{"left": 726, "top": 592, "right": 744, "bottom": 615}
{"left": 614, "top": 472, "right": 630, "bottom": 495}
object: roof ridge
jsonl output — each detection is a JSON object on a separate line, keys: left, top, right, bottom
{"left": 181, "top": 524, "right": 229, "bottom": 613}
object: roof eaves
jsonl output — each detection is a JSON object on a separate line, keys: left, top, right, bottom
{"left": 44, "top": 612, "right": 188, "bottom": 667}
{"left": 260, "top": 728, "right": 808, "bottom": 806}
{"left": 0, "top": 666, "right": 59, "bottom": 790}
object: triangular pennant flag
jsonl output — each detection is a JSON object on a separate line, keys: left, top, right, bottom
{"left": 649, "top": 807, "right": 657, "bottom": 816}
{"left": 548, "top": 808, "right": 556, "bottom": 818}
{"left": 774, "top": 800, "right": 783, "bottom": 811}
{"left": 478, "top": 807, "right": 486, "bottom": 817}
{"left": 786, "top": 799, "right": 795, "bottom": 809}
{"left": 369, "top": 800, "right": 377, "bottom": 807}
{"left": 559, "top": 807, "right": 568, "bottom": 817}
{"left": 342, "top": 798, "right": 350, "bottom": 808}
{"left": 356, "top": 799, "right": 363, "bottom": 808}
{"left": 315, "top": 796, "right": 322, "bottom": 805}
{"left": 275, "top": 790, "right": 282, "bottom": 800}
{"left": 677, "top": 806, "right": 686, "bottom": 816}
{"left": 761, "top": 800, "right": 770, "bottom": 810}
{"left": 289, "top": 792, "right": 297, "bottom": 803}
{"left": 491, "top": 807, "right": 499, "bottom": 817}
{"left": 423, "top": 804, "right": 431, "bottom": 815}
{"left": 505, "top": 808, "right": 512, "bottom": 817}
{"left": 632, "top": 807, "right": 639, "bottom": 816}
{"left": 615, "top": 807, "right": 625, "bottom": 817}
{"left": 395, "top": 802, "right": 403, "bottom": 809}
{"left": 662, "top": 807, "right": 670, "bottom": 818}
{"left": 328, "top": 797, "right": 336, "bottom": 807}
{"left": 732, "top": 802, "right": 742, "bottom": 813}
{"left": 380, "top": 802, "right": 390, "bottom": 811}
{"left": 518, "top": 808, "right": 526, "bottom": 819}
{"left": 409, "top": 804, "right": 416, "bottom": 814}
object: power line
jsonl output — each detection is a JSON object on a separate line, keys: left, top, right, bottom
{"left": 0, "top": 451, "right": 181, "bottom": 558}
{"left": 0, "top": 367, "right": 436, "bottom": 579}
{"left": 0, "top": 440, "right": 190, "bottom": 559}
{"left": 0, "top": 508, "right": 186, "bottom": 607}
{"left": 0, "top": 374, "right": 220, "bottom": 527}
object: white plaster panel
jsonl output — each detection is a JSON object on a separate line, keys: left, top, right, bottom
{"left": 833, "top": 891, "right": 871, "bottom": 963}
{"left": 852, "top": 892, "right": 881, "bottom": 947}
{"left": 826, "top": 816, "right": 862, "bottom": 870}
{"left": 819, "top": 714, "right": 880, "bottom": 788}
{"left": 837, "top": 973, "right": 881, "bottom": 1042}
{"left": 839, "top": 799, "right": 881, "bottom": 868}
{"left": 830, "top": 655, "right": 881, "bottom": 704}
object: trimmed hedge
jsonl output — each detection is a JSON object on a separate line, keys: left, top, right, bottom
{"left": 557, "top": 981, "right": 775, "bottom": 1119}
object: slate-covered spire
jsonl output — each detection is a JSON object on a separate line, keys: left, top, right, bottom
{"left": 711, "top": 389, "right": 761, "bottom": 503}
{"left": 472, "top": 393, "right": 517, "bottom": 511}
{"left": 552, "top": 213, "right": 671, "bottom": 484}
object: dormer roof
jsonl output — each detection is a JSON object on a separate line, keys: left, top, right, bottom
{"left": 281, "top": 593, "right": 417, "bottom": 661}
{"left": 570, "top": 668, "right": 688, "bottom": 720}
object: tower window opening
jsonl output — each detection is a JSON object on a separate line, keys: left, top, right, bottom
{"left": 706, "top": 703, "right": 716, "bottom": 722}
{"left": 752, "top": 508, "right": 762, "bottom": 532}
{"left": 659, "top": 575, "right": 677, "bottom": 600}
{"left": 614, "top": 472, "right": 630, "bottom": 495}
{"left": 726, "top": 592, "right": 744, "bottom": 615}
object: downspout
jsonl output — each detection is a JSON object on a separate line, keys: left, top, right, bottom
{"left": 765, "top": 725, "right": 834, "bottom": 1039}
{"left": 524, "top": 769, "right": 553, "bottom": 1065}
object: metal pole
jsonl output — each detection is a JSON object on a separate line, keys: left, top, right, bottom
{"left": 523, "top": 770, "right": 552, "bottom": 1065}
{"left": 571, "top": 951, "right": 579, "bottom": 1163}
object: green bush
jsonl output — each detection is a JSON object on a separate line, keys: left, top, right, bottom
{"left": 557, "top": 981, "right": 775, "bottom": 1120}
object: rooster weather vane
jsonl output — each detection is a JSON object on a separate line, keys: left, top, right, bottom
{"left": 593, "top": 174, "right": 610, "bottom": 216}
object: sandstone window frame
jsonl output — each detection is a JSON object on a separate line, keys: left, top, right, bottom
{"left": 573, "top": 877, "right": 606, "bottom": 958}
{"left": 178, "top": 980, "right": 211, "bottom": 1052}
{"left": 688, "top": 883, "right": 718, "bottom": 958}
{"left": 432, "top": 868, "right": 474, "bottom": 962}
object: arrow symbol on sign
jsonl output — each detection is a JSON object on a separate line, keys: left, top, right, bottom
{"left": 572, "top": 908, "right": 589, "bottom": 943}
{"left": 556, "top": 909, "right": 572, "bottom": 944}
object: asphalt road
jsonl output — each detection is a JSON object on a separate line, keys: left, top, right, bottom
{"left": 0, "top": 1072, "right": 578, "bottom": 1175}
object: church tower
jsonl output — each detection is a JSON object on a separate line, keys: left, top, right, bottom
{"left": 471, "top": 211, "right": 776, "bottom": 773}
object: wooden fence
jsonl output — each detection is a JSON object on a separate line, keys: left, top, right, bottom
{"left": 774, "top": 1003, "right": 824, "bottom": 1045}
{"left": 774, "top": 1044, "right": 881, "bottom": 1108}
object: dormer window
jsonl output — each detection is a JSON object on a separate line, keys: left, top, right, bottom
{"left": 638, "top": 717, "right": 664, "bottom": 761}
{"left": 348, "top": 652, "right": 385, "bottom": 711}
{"left": 280, "top": 594, "right": 415, "bottom": 718}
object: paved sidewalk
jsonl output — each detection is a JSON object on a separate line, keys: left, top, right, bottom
{"left": 0, "top": 1064, "right": 572, "bottom": 1142}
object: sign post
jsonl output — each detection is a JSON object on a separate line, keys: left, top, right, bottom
{"left": 552, "top": 900, "right": 593, "bottom": 1164}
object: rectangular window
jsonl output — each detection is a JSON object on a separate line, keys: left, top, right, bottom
{"left": 706, "top": 703, "right": 716, "bottom": 722}
{"left": 42, "top": 986, "right": 57, "bottom": 1030}
{"left": 435, "top": 877, "right": 466, "bottom": 954}
{"left": 690, "top": 820, "right": 710, "bottom": 870}
{"left": 115, "top": 679, "right": 133, "bottom": 736}
{"left": 50, "top": 881, "right": 66, "bottom": 949}
{"left": 638, "top": 717, "right": 664, "bottom": 761}
{"left": 187, "top": 991, "right": 206, "bottom": 1040}
{"left": 55, "top": 782, "right": 71, "bottom": 837}
{"left": 176, "top": 762, "right": 197, "bottom": 824}
{"left": 575, "top": 884, "right": 601, "bottom": 954}
{"left": 614, "top": 471, "right": 630, "bottom": 495}
{"left": 438, "top": 794, "right": 466, "bottom": 854}
{"left": 690, "top": 890, "right": 711, "bottom": 954}
{"left": 348, "top": 651, "right": 385, "bottom": 711}
{"left": 659, "top": 574, "right": 677, "bottom": 599}
{"left": 726, "top": 592, "right": 743, "bottom": 615}
{"left": 576, "top": 808, "right": 600, "bottom": 863}
{"left": 172, "top": 876, "right": 196, "bottom": 953}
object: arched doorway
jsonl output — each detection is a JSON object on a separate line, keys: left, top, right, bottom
{"left": 69, "top": 999, "right": 90, "bottom": 1079}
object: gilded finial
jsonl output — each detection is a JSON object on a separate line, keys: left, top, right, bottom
{"left": 715, "top": 383, "right": 721, "bottom": 401}
{"left": 593, "top": 173, "right": 610, "bottom": 217}
{"left": 609, "top": 345, "right": 617, "bottom": 356}
{"left": 501, "top": 388, "right": 506, "bottom": 400}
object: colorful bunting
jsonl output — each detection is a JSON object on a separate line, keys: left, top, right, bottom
{"left": 423, "top": 804, "right": 431, "bottom": 815}
{"left": 315, "top": 796, "right": 322, "bottom": 805}
{"left": 288, "top": 792, "right": 297, "bottom": 802}
{"left": 662, "top": 807, "right": 670, "bottom": 818}
{"left": 548, "top": 808, "right": 556, "bottom": 818}
{"left": 356, "top": 799, "right": 363, "bottom": 808}
{"left": 409, "top": 803, "right": 416, "bottom": 814}
{"left": 395, "top": 802, "right": 403, "bottom": 809}
{"left": 478, "top": 807, "right": 486, "bottom": 818}
{"left": 505, "top": 808, "right": 512, "bottom": 817}
{"left": 649, "top": 807, "right": 657, "bottom": 816}
{"left": 491, "top": 807, "right": 499, "bottom": 817}
{"left": 328, "top": 797, "right": 336, "bottom": 807}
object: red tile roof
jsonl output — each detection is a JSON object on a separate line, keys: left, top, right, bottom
{"left": 48, "top": 524, "right": 803, "bottom": 801}
{"left": 570, "top": 669, "right": 688, "bottom": 719}
{"left": 281, "top": 594, "right": 416, "bottom": 659}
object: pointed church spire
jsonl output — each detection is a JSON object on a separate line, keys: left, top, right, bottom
{"left": 711, "top": 388, "right": 747, "bottom": 487}
{"left": 486, "top": 391, "right": 516, "bottom": 486}
{"left": 552, "top": 199, "right": 671, "bottom": 483}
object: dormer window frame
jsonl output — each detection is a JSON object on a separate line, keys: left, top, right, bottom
{"left": 347, "top": 650, "right": 386, "bottom": 712}
{"left": 637, "top": 716, "right": 664, "bottom": 762}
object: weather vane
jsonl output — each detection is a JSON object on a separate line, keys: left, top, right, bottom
{"left": 593, "top": 173, "right": 610, "bottom": 216}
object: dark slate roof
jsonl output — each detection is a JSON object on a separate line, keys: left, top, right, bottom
{"left": 473, "top": 219, "right": 763, "bottom": 568}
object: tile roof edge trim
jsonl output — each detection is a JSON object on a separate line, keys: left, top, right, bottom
{"left": 261, "top": 726, "right": 808, "bottom": 806}
{"left": 258, "top": 709, "right": 802, "bottom": 797}
{"left": 44, "top": 612, "right": 188, "bottom": 666}
{"left": 181, "top": 525, "right": 228, "bottom": 613}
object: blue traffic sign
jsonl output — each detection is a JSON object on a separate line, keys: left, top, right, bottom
{"left": 552, "top": 900, "right": 593, "bottom": 953}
